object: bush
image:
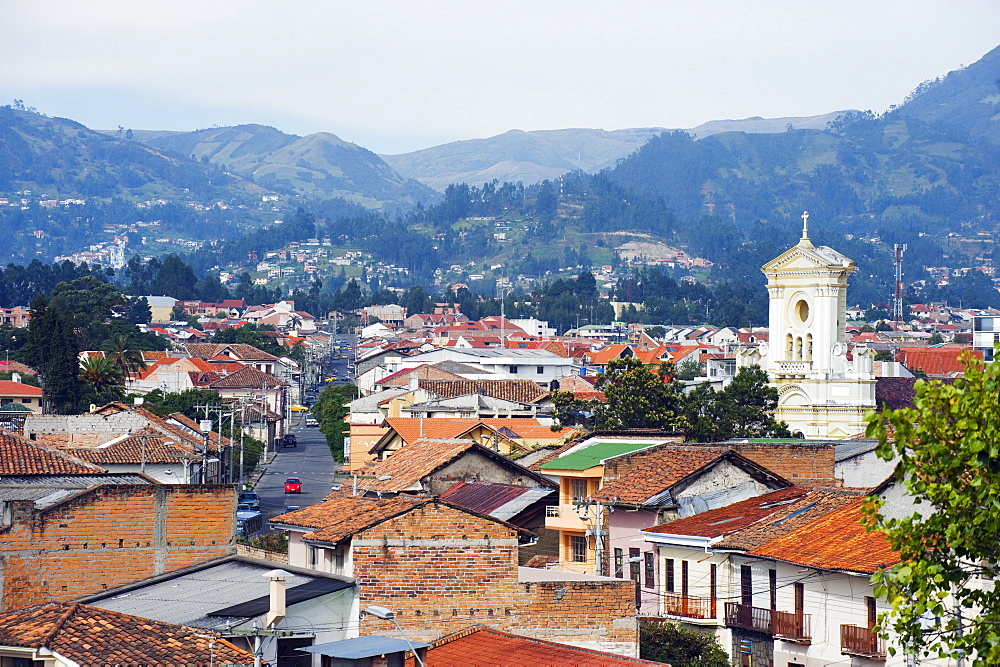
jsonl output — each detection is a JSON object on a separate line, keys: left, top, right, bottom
{"left": 639, "top": 621, "right": 729, "bottom": 667}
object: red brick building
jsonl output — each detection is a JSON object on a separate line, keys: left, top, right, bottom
{"left": 0, "top": 482, "right": 236, "bottom": 611}
{"left": 272, "top": 495, "right": 639, "bottom": 655}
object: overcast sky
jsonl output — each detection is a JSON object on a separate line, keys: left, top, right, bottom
{"left": 3, "top": 1, "right": 998, "bottom": 154}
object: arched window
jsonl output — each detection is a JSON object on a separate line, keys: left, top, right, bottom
{"left": 786, "top": 333, "right": 794, "bottom": 360}
{"left": 806, "top": 334, "right": 813, "bottom": 361}
{"left": 795, "top": 336, "right": 803, "bottom": 360}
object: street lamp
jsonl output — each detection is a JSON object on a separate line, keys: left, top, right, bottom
{"left": 364, "top": 605, "right": 426, "bottom": 667}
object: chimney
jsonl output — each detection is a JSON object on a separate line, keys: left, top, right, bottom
{"left": 408, "top": 372, "right": 419, "bottom": 391}
{"left": 263, "top": 569, "right": 291, "bottom": 628}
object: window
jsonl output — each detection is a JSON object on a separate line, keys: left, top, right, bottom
{"left": 710, "top": 564, "right": 717, "bottom": 607}
{"left": 571, "top": 478, "right": 587, "bottom": 502}
{"left": 509, "top": 365, "right": 519, "bottom": 373}
{"left": 769, "top": 569, "right": 777, "bottom": 610}
{"left": 308, "top": 545, "right": 317, "bottom": 568}
{"left": 629, "top": 548, "right": 640, "bottom": 582}
{"left": 21, "top": 398, "right": 31, "bottom": 404}
{"left": 644, "top": 552, "right": 655, "bottom": 589}
{"left": 614, "top": 548, "right": 624, "bottom": 578}
{"left": 665, "top": 558, "right": 675, "bottom": 592}
{"left": 682, "top": 560, "right": 689, "bottom": 596}
{"left": 536, "top": 365, "right": 544, "bottom": 374}
{"left": 570, "top": 535, "right": 587, "bottom": 563}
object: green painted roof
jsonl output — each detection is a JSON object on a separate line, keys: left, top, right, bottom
{"left": 539, "top": 441, "right": 656, "bottom": 471}
{"left": 0, "top": 402, "right": 33, "bottom": 413}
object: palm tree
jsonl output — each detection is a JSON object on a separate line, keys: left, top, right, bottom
{"left": 101, "top": 335, "right": 146, "bottom": 379}
{"left": 79, "top": 355, "right": 124, "bottom": 404}
{"left": 285, "top": 313, "right": 303, "bottom": 333}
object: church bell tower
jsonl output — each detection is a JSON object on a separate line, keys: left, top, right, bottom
{"left": 737, "top": 212, "right": 875, "bottom": 439}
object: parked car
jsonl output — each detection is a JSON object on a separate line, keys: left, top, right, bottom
{"left": 238, "top": 490, "right": 260, "bottom": 510}
{"left": 282, "top": 433, "right": 297, "bottom": 448}
{"left": 285, "top": 477, "right": 302, "bottom": 494}
{"left": 306, "top": 416, "right": 319, "bottom": 427}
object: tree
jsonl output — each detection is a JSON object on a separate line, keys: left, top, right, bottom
{"left": 864, "top": 351, "right": 1000, "bottom": 662}
{"left": 311, "top": 383, "right": 356, "bottom": 462}
{"left": 928, "top": 332, "right": 945, "bottom": 345}
{"left": 22, "top": 295, "right": 89, "bottom": 414}
{"left": 595, "top": 357, "right": 686, "bottom": 431}
{"left": 101, "top": 334, "right": 146, "bottom": 379}
{"left": 675, "top": 358, "right": 703, "bottom": 381}
{"left": 684, "top": 365, "right": 791, "bottom": 442}
{"left": 150, "top": 254, "right": 198, "bottom": 300}
{"left": 79, "top": 355, "right": 124, "bottom": 404}
{"left": 639, "top": 621, "right": 729, "bottom": 666}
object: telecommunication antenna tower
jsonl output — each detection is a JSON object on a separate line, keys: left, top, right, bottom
{"left": 893, "top": 243, "right": 907, "bottom": 323}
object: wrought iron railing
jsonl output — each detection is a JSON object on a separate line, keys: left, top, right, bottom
{"left": 724, "top": 602, "right": 772, "bottom": 634}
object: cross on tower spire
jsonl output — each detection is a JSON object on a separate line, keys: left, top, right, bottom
{"left": 798, "top": 211, "right": 813, "bottom": 247}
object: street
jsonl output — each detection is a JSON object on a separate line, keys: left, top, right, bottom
{"left": 254, "top": 412, "right": 339, "bottom": 525}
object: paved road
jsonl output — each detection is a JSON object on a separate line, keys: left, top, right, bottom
{"left": 255, "top": 415, "right": 339, "bottom": 525}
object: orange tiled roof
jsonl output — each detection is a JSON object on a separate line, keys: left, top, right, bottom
{"left": 0, "top": 602, "right": 254, "bottom": 665}
{"left": 750, "top": 498, "right": 899, "bottom": 574}
{"left": 379, "top": 364, "right": 467, "bottom": 387}
{"left": 0, "top": 380, "right": 42, "bottom": 396}
{"left": 360, "top": 438, "right": 479, "bottom": 493}
{"left": 587, "top": 344, "right": 633, "bottom": 365}
{"left": 271, "top": 495, "right": 436, "bottom": 544}
{"left": 896, "top": 346, "right": 980, "bottom": 376}
{"left": 406, "top": 626, "right": 662, "bottom": 666}
{"left": 419, "top": 379, "right": 549, "bottom": 404}
{"left": 590, "top": 446, "right": 733, "bottom": 505}
{"left": 379, "top": 417, "right": 567, "bottom": 446}
{"left": 209, "top": 365, "right": 287, "bottom": 388}
{"left": 0, "top": 429, "right": 106, "bottom": 474}
{"left": 184, "top": 342, "right": 279, "bottom": 361}
{"left": 67, "top": 434, "right": 192, "bottom": 465}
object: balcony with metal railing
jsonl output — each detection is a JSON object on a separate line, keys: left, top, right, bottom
{"left": 724, "top": 602, "right": 772, "bottom": 634}
{"left": 775, "top": 361, "right": 812, "bottom": 375}
{"left": 772, "top": 610, "right": 811, "bottom": 644}
{"left": 841, "top": 625, "right": 886, "bottom": 660}
{"left": 661, "top": 593, "right": 716, "bottom": 621}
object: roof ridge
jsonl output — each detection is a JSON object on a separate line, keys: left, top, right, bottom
{"left": 39, "top": 601, "right": 79, "bottom": 647}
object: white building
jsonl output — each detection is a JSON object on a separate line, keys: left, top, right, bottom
{"left": 383, "top": 348, "right": 575, "bottom": 386}
{"left": 737, "top": 212, "right": 875, "bottom": 439}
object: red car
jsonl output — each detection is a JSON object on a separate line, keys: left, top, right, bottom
{"left": 284, "top": 477, "right": 302, "bottom": 494}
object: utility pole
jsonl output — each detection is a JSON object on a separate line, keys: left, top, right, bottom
{"left": 894, "top": 243, "right": 907, "bottom": 324}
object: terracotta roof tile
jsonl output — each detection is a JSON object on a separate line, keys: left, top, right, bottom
{"left": 209, "top": 365, "right": 287, "bottom": 388}
{"left": 67, "top": 434, "right": 193, "bottom": 465}
{"left": 185, "top": 342, "right": 279, "bottom": 361}
{"left": 379, "top": 364, "right": 467, "bottom": 387}
{"left": 407, "top": 626, "right": 662, "bottom": 666}
{"left": 644, "top": 486, "right": 862, "bottom": 553}
{"left": 876, "top": 376, "right": 917, "bottom": 410}
{"left": 587, "top": 344, "right": 633, "bottom": 365}
{"left": 419, "top": 379, "right": 549, "bottom": 404}
{"left": 0, "top": 602, "right": 254, "bottom": 665}
{"left": 750, "top": 498, "right": 899, "bottom": 574}
{"left": 362, "top": 439, "right": 478, "bottom": 493}
{"left": 0, "top": 429, "right": 106, "bottom": 474}
{"left": 896, "top": 346, "right": 980, "bottom": 376}
{"left": 590, "top": 446, "right": 734, "bottom": 505}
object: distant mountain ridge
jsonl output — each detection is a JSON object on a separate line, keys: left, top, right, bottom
{"left": 139, "top": 124, "right": 439, "bottom": 208}
{"left": 381, "top": 111, "right": 850, "bottom": 191}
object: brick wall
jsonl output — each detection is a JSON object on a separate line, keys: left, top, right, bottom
{"left": 0, "top": 484, "right": 235, "bottom": 611}
{"left": 729, "top": 443, "right": 837, "bottom": 485}
{"left": 352, "top": 500, "right": 636, "bottom": 652}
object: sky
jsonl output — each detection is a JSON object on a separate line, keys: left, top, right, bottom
{"left": 3, "top": 1, "right": 999, "bottom": 155}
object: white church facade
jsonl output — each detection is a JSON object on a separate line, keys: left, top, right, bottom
{"left": 737, "top": 213, "right": 875, "bottom": 439}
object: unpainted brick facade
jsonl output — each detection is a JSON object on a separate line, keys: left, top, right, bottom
{"left": 0, "top": 484, "right": 235, "bottom": 611}
{"left": 350, "top": 501, "right": 636, "bottom": 650}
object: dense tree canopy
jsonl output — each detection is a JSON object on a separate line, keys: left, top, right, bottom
{"left": 865, "top": 351, "right": 1000, "bottom": 662}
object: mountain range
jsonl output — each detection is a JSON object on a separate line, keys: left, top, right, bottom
{"left": 380, "top": 111, "right": 849, "bottom": 191}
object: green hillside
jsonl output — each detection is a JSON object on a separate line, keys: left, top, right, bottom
{"left": 142, "top": 124, "right": 438, "bottom": 208}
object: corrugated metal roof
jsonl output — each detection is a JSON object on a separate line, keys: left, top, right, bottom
{"left": 537, "top": 441, "right": 656, "bottom": 470}
{"left": 440, "top": 482, "right": 553, "bottom": 521}
{"left": 304, "top": 636, "right": 429, "bottom": 658}
{"left": 86, "top": 560, "right": 353, "bottom": 630}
